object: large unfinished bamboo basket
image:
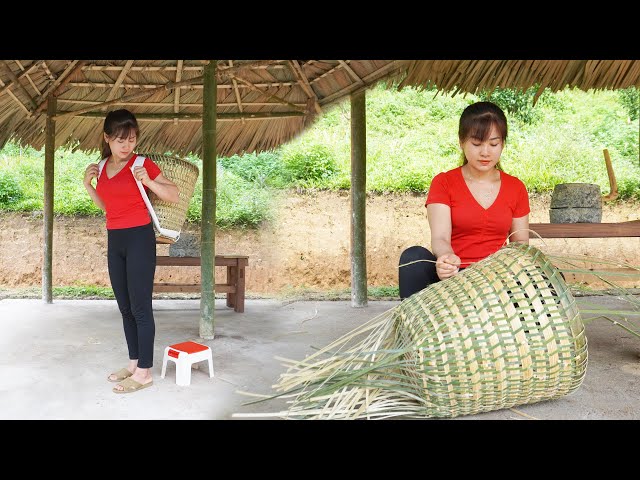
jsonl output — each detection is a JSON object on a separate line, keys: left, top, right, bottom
{"left": 141, "top": 153, "right": 199, "bottom": 244}
{"left": 269, "top": 243, "right": 588, "bottom": 419}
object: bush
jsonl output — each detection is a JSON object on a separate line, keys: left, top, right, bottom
{"left": 185, "top": 167, "right": 273, "bottom": 228}
{"left": 618, "top": 87, "right": 639, "bottom": 121}
{"left": 0, "top": 172, "right": 23, "bottom": 206}
{"left": 280, "top": 144, "right": 338, "bottom": 184}
{"left": 477, "top": 85, "right": 558, "bottom": 124}
{"left": 218, "top": 150, "right": 286, "bottom": 187}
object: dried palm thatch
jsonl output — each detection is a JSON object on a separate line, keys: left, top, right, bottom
{"left": 244, "top": 243, "right": 588, "bottom": 419}
{"left": 2, "top": 60, "right": 637, "bottom": 158}
{"left": 140, "top": 153, "right": 199, "bottom": 244}
{"left": 396, "top": 60, "right": 640, "bottom": 101}
{"left": 0, "top": 60, "right": 402, "bottom": 156}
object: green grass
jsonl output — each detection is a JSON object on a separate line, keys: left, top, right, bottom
{"left": 0, "top": 285, "right": 115, "bottom": 299}
{"left": 53, "top": 285, "right": 115, "bottom": 299}
{"left": 1, "top": 85, "right": 638, "bottom": 227}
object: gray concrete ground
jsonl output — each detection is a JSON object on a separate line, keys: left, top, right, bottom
{"left": 0, "top": 296, "right": 639, "bottom": 420}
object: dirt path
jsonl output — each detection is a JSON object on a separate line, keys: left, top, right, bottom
{"left": 1, "top": 192, "right": 639, "bottom": 293}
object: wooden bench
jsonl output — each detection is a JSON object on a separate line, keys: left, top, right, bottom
{"left": 529, "top": 220, "right": 640, "bottom": 238}
{"left": 528, "top": 221, "right": 640, "bottom": 284}
{"left": 154, "top": 255, "right": 249, "bottom": 313}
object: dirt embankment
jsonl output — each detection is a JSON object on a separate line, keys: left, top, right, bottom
{"left": 1, "top": 192, "right": 639, "bottom": 293}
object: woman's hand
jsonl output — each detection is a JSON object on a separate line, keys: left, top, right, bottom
{"left": 132, "top": 165, "right": 151, "bottom": 186}
{"left": 84, "top": 163, "right": 99, "bottom": 187}
{"left": 436, "top": 253, "right": 461, "bottom": 280}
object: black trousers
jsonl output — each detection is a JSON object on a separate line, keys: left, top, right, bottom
{"left": 107, "top": 222, "right": 157, "bottom": 368}
{"left": 398, "top": 246, "right": 439, "bottom": 300}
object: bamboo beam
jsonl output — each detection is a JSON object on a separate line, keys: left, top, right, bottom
{"left": 200, "top": 60, "right": 217, "bottom": 340}
{"left": 33, "top": 61, "right": 85, "bottom": 115}
{"left": 289, "top": 60, "right": 322, "bottom": 114}
{"left": 40, "top": 61, "right": 56, "bottom": 80}
{"left": 0, "top": 77, "right": 31, "bottom": 114}
{"left": 70, "top": 111, "right": 304, "bottom": 120}
{"left": 0, "top": 61, "right": 40, "bottom": 98}
{"left": 227, "top": 73, "right": 304, "bottom": 112}
{"left": 14, "top": 61, "right": 41, "bottom": 95}
{"left": 106, "top": 60, "right": 133, "bottom": 101}
{"left": 66, "top": 81, "right": 297, "bottom": 89}
{"left": 173, "top": 60, "right": 183, "bottom": 124}
{"left": 81, "top": 60, "right": 280, "bottom": 76}
{"left": 43, "top": 96, "right": 56, "bottom": 304}
{"left": 58, "top": 99, "right": 307, "bottom": 108}
{"left": 339, "top": 60, "right": 364, "bottom": 86}
{"left": 309, "top": 61, "right": 342, "bottom": 84}
{"left": 321, "top": 61, "right": 401, "bottom": 106}
{"left": 217, "top": 60, "right": 283, "bottom": 81}
{"left": 1, "top": 61, "right": 38, "bottom": 111}
{"left": 350, "top": 90, "right": 367, "bottom": 308}
{"left": 228, "top": 60, "right": 245, "bottom": 125}
{"left": 53, "top": 74, "right": 207, "bottom": 120}
{"left": 83, "top": 65, "right": 204, "bottom": 71}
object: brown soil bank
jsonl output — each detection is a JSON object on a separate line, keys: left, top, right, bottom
{"left": 1, "top": 192, "right": 639, "bottom": 293}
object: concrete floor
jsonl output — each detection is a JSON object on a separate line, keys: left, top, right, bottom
{"left": 0, "top": 296, "right": 639, "bottom": 420}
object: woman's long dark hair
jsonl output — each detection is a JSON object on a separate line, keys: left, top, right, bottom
{"left": 101, "top": 109, "right": 140, "bottom": 159}
{"left": 458, "top": 101, "right": 508, "bottom": 171}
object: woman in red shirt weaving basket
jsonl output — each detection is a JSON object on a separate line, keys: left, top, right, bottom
{"left": 399, "top": 101, "right": 530, "bottom": 299}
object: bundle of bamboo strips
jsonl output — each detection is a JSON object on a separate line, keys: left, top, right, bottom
{"left": 251, "top": 243, "right": 589, "bottom": 419}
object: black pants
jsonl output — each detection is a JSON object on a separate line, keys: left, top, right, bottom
{"left": 107, "top": 222, "right": 157, "bottom": 368}
{"left": 398, "top": 246, "right": 440, "bottom": 300}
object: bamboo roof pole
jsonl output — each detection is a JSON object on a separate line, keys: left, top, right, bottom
{"left": 200, "top": 60, "right": 217, "bottom": 339}
{"left": 350, "top": 89, "right": 367, "bottom": 308}
{"left": 173, "top": 60, "right": 183, "bottom": 125}
{"left": 43, "top": 96, "right": 56, "bottom": 303}
{"left": 228, "top": 60, "right": 246, "bottom": 125}
{"left": 105, "top": 60, "right": 134, "bottom": 102}
{"left": 289, "top": 60, "right": 322, "bottom": 114}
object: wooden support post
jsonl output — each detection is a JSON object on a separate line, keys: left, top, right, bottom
{"left": 43, "top": 96, "right": 56, "bottom": 303}
{"left": 200, "top": 60, "right": 217, "bottom": 339}
{"left": 350, "top": 90, "right": 367, "bottom": 307}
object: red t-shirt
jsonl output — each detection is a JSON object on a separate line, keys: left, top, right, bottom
{"left": 96, "top": 153, "right": 162, "bottom": 230}
{"left": 425, "top": 166, "right": 530, "bottom": 265}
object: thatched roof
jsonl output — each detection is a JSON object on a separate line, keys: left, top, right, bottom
{"left": 2, "top": 60, "right": 638, "bottom": 157}
{"left": 0, "top": 60, "right": 402, "bottom": 156}
{"left": 398, "top": 60, "right": 640, "bottom": 98}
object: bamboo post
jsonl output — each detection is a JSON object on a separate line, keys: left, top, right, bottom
{"left": 43, "top": 95, "right": 56, "bottom": 303}
{"left": 200, "top": 61, "right": 217, "bottom": 339}
{"left": 350, "top": 90, "right": 367, "bottom": 307}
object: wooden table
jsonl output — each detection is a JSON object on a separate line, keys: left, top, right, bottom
{"left": 154, "top": 255, "right": 249, "bottom": 313}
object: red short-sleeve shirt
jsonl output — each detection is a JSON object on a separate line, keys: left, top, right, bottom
{"left": 96, "top": 153, "right": 162, "bottom": 230}
{"left": 425, "top": 166, "right": 530, "bottom": 265}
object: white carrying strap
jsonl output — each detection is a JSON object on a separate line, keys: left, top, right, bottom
{"left": 97, "top": 156, "right": 180, "bottom": 241}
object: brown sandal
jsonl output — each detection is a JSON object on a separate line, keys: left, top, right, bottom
{"left": 112, "top": 377, "right": 153, "bottom": 394}
{"left": 107, "top": 368, "right": 133, "bottom": 383}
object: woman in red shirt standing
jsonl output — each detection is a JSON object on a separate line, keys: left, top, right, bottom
{"left": 83, "top": 109, "right": 179, "bottom": 393}
{"left": 399, "top": 101, "right": 530, "bottom": 300}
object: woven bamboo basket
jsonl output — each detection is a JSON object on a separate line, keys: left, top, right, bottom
{"left": 140, "top": 153, "right": 199, "bottom": 244}
{"left": 266, "top": 243, "right": 588, "bottom": 419}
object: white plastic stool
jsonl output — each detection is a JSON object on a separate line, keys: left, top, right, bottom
{"left": 161, "top": 341, "right": 214, "bottom": 386}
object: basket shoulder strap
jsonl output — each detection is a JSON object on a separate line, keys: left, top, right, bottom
{"left": 129, "top": 155, "right": 180, "bottom": 241}
{"left": 132, "top": 155, "right": 145, "bottom": 168}
{"left": 97, "top": 158, "right": 108, "bottom": 178}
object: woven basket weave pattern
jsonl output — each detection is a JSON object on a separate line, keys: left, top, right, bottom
{"left": 141, "top": 154, "right": 199, "bottom": 243}
{"left": 392, "top": 243, "right": 588, "bottom": 417}
{"left": 275, "top": 243, "right": 588, "bottom": 419}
